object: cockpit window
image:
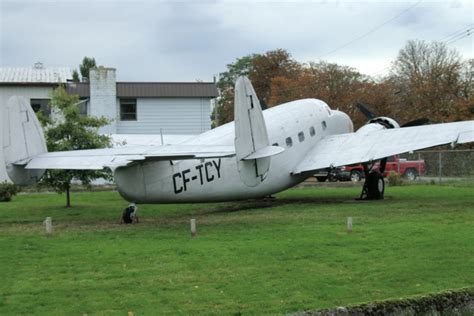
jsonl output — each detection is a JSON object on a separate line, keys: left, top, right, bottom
{"left": 309, "top": 126, "right": 315, "bottom": 136}
{"left": 322, "top": 121, "right": 327, "bottom": 130}
{"left": 325, "top": 104, "right": 332, "bottom": 115}
{"left": 286, "top": 137, "right": 293, "bottom": 147}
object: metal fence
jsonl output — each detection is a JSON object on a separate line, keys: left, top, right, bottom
{"left": 401, "top": 149, "right": 474, "bottom": 183}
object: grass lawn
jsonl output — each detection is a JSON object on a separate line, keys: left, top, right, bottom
{"left": 0, "top": 184, "right": 473, "bottom": 315}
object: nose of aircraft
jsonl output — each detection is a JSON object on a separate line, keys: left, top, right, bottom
{"left": 332, "top": 110, "right": 354, "bottom": 133}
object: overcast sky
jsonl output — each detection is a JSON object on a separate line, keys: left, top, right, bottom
{"left": 0, "top": 0, "right": 472, "bottom": 82}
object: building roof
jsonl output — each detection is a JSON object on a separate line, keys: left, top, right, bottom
{"left": 0, "top": 63, "right": 72, "bottom": 84}
{"left": 66, "top": 82, "right": 218, "bottom": 98}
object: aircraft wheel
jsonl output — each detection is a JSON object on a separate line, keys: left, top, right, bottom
{"left": 122, "top": 207, "right": 134, "bottom": 224}
{"left": 366, "top": 171, "right": 384, "bottom": 200}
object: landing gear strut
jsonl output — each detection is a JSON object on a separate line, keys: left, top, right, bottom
{"left": 359, "top": 159, "right": 386, "bottom": 200}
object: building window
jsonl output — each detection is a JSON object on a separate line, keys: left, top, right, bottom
{"left": 298, "top": 131, "right": 305, "bottom": 142}
{"left": 309, "top": 126, "right": 316, "bottom": 137}
{"left": 30, "top": 99, "right": 51, "bottom": 118}
{"left": 120, "top": 99, "right": 137, "bottom": 121}
{"left": 77, "top": 98, "right": 88, "bottom": 116}
{"left": 286, "top": 137, "right": 293, "bottom": 147}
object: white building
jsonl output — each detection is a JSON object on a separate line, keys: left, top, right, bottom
{"left": 67, "top": 67, "right": 216, "bottom": 135}
{"left": 0, "top": 63, "right": 218, "bottom": 182}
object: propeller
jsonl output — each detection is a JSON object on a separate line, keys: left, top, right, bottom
{"left": 355, "top": 102, "right": 375, "bottom": 120}
{"left": 355, "top": 102, "right": 429, "bottom": 127}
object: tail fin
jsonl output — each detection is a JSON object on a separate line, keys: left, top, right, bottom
{"left": 3, "top": 96, "right": 46, "bottom": 185}
{"left": 234, "top": 77, "right": 284, "bottom": 187}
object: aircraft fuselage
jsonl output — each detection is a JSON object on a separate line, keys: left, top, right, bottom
{"left": 114, "top": 99, "right": 352, "bottom": 203}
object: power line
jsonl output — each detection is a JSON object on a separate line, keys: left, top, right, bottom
{"left": 444, "top": 27, "right": 472, "bottom": 45}
{"left": 439, "top": 24, "right": 473, "bottom": 42}
{"left": 316, "top": 0, "right": 422, "bottom": 59}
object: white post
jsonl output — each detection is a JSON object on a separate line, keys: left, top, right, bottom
{"left": 190, "top": 219, "right": 196, "bottom": 236}
{"left": 347, "top": 217, "right": 353, "bottom": 234}
{"left": 43, "top": 217, "right": 53, "bottom": 236}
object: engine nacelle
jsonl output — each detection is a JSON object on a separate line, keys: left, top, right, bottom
{"left": 367, "top": 117, "right": 400, "bottom": 129}
{"left": 356, "top": 116, "right": 400, "bottom": 134}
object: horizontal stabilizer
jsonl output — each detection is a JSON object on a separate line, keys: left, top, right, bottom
{"left": 243, "top": 145, "right": 284, "bottom": 160}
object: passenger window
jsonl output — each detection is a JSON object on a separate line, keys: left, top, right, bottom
{"left": 322, "top": 121, "right": 327, "bottom": 130}
{"left": 309, "top": 126, "right": 315, "bottom": 136}
{"left": 298, "top": 131, "right": 305, "bottom": 142}
{"left": 286, "top": 137, "right": 293, "bottom": 147}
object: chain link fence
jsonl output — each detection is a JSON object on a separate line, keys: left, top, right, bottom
{"left": 402, "top": 149, "right": 474, "bottom": 184}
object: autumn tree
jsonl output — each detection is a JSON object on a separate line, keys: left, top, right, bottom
{"left": 212, "top": 49, "right": 302, "bottom": 126}
{"left": 249, "top": 49, "right": 301, "bottom": 108}
{"left": 268, "top": 61, "right": 395, "bottom": 128}
{"left": 39, "top": 85, "right": 111, "bottom": 207}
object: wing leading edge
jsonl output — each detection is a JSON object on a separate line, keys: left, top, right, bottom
{"left": 21, "top": 145, "right": 235, "bottom": 170}
{"left": 293, "top": 120, "right": 474, "bottom": 174}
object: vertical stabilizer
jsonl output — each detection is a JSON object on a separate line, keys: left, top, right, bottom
{"left": 234, "top": 77, "right": 283, "bottom": 187}
{"left": 3, "top": 96, "right": 46, "bottom": 185}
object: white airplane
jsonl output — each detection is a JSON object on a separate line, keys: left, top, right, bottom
{"left": 3, "top": 77, "right": 474, "bottom": 205}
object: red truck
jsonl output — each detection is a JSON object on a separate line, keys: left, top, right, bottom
{"left": 318, "top": 155, "right": 426, "bottom": 182}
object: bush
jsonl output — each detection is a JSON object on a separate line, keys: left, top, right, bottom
{"left": 0, "top": 181, "right": 18, "bottom": 202}
{"left": 387, "top": 171, "right": 403, "bottom": 186}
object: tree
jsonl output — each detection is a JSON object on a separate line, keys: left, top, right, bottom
{"left": 71, "top": 69, "right": 80, "bottom": 82}
{"left": 249, "top": 49, "right": 301, "bottom": 108}
{"left": 79, "top": 56, "right": 97, "bottom": 82}
{"left": 267, "top": 61, "right": 394, "bottom": 128}
{"left": 212, "top": 55, "right": 256, "bottom": 126}
{"left": 39, "top": 85, "right": 111, "bottom": 207}
{"left": 212, "top": 49, "right": 301, "bottom": 126}
{"left": 390, "top": 40, "right": 464, "bottom": 123}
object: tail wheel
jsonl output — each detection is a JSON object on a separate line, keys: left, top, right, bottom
{"left": 122, "top": 207, "right": 134, "bottom": 224}
{"left": 366, "top": 171, "right": 384, "bottom": 200}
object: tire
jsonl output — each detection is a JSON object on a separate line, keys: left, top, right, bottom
{"left": 404, "top": 168, "right": 418, "bottom": 181}
{"left": 350, "top": 170, "right": 362, "bottom": 182}
{"left": 316, "top": 176, "right": 328, "bottom": 182}
{"left": 122, "top": 207, "right": 134, "bottom": 224}
{"left": 366, "top": 171, "right": 384, "bottom": 200}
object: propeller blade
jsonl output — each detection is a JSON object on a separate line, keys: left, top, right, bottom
{"left": 401, "top": 118, "right": 430, "bottom": 128}
{"left": 355, "top": 102, "right": 376, "bottom": 120}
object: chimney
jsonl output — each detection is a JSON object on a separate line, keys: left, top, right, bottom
{"left": 89, "top": 67, "right": 117, "bottom": 134}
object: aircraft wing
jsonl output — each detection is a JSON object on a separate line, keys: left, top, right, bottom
{"left": 21, "top": 145, "right": 235, "bottom": 170}
{"left": 293, "top": 121, "right": 474, "bottom": 174}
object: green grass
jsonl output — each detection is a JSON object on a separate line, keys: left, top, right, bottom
{"left": 0, "top": 184, "right": 473, "bottom": 315}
